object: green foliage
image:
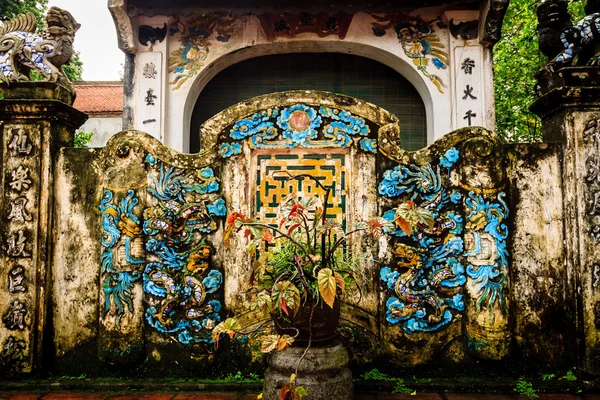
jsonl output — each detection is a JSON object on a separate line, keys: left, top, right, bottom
{"left": 561, "top": 370, "right": 577, "bottom": 381}
{"left": 74, "top": 131, "right": 93, "bottom": 148}
{"left": 494, "top": 0, "right": 586, "bottom": 143}
{"left": 361, "top": 369, "right": 396, "bottom": 382}
{"left": 514, "top": 377, "right": 538, "bottom": 397}
{"left": 63, "top": 51, "right": 84, "bottom": 82}
{"left": 392, "top": 379, "right": 413, "bottom": 394}
{"left": 361, "top": 369, "right": 413, "bottom": 394}
{"left": 541, "top": 373, "right": 555, "bottom": 381}
{"left": 223, "top": 371, "right": 254, "bottom": 381}
{"left": 0, "top": 0, "right": 48, "bottom": 30}
{"left": 57, "top": 374, "right": 87, "bottom": 380}
{"left": 0, "top": 0, "right": 83, "bottom": 82}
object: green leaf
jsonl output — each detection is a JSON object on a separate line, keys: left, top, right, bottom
{"left": 317, "top": 268, "right": 337, "bottom": 308}
{"left": 394, "top": 201, "right": 434, "bottom": 235}
{"left": 272, "top": 281, "right": 301, "bottom": 316}
{"left": 259, "top": 334, "right": 294, "bottom": 353}
{"left": 353, "top": 221, "right": 368, "bottom": 230}
{"left": 211, "top": 317, "right": 241, "bottom": 342}
{"left": 295, "top": 386, "right": 308, "bottom": 398}
{"left": 260, "top": 334, "right": 280, "bottom": 353}
{"left": 250, "top": 290, "right": 273, "bottom": 314}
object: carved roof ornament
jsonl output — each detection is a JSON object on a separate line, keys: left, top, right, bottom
{"left": 258, "top": 12, "right": 353, "bottom": 40}
{"left": 479, "top": 0, "right": 509, "bottom": 46}
{"left": 108, "top": 0, "right": 135, "bottom": 54}
{"left": 0, "top": 7, "right": 80, "bottom": 94}
{"left": 139, "top": 23, "right": 167, "bottom": 50}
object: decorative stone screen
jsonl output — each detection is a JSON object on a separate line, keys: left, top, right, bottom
{"left": 2, "top": 90, "right": 512, "bottom": 376}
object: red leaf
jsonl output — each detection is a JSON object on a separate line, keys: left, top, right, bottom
{"left": 288, "top": 204, "right": 305, "bottom": 218}
{"left": 244, "top": 229, "right": 252, "bottom": 239}
{"left": 334, "top": 275, "right": 345, "bottom": 294}
{"left": 395, "top": 217, "right": 413, "bottom": 236}
{"left": 280, "top": 385, "right": 293, "bottom": 400}
{"left": 281, "top": 296, "right": 289, "bottom": 316}
{"left": 227, "top": 212, "right": 247, "bottom": 226}
{"left": 262, "top": 229, "right": 274, "bottom": 243}
{"left": 249, "top": 269, "right": 255, "bottom": 286}
{"left": 288, "top": 223, "right": 301, "bottom": 235}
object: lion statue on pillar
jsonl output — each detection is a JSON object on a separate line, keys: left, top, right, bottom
{"left": 0, "top": 7, "right": 80, "bottom": 92}
{"left": 537, "top": 0, "right": 600, "bottom": 68}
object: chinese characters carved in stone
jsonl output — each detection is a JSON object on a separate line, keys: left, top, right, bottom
{"left": 7, "top": 129, "right": 32, "bottom": 156}
{"left": 143, "top": 62, "right": 157, "bottom": 79}
{"left": 9, "top": 166, "right": 32, "bottom": 192}
{"left": 6, "top": 230, "right": 30, "bottom": 258}
{"left": 7, "top": 197, "right": 32, "bottom": 222}
{"left": 462, "top": 58, "right": 475, "bottom": 74}
{"left": 8, "top": 267, "right": 26, "bottom": 293}
{"left": 2, "top": 301, "right": 27, "bottom": 331}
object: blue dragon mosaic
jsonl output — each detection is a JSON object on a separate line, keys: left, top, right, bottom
{"left": 100, "top": 189, "right": 144, "bottom": 327}
{"left": 100, "top": 155, "right": 227, "bottom": 345}
{"left": 143, "top": 156, "right": 226, "bottom": 345}
{"left": 379, "top": 148, "right": 466, "bottom": 333}
{"left": 220, "top": 104, "right": 375, "bottom": 156}
{"left": 464, "top": 191, "right": 509, "bottom": 314}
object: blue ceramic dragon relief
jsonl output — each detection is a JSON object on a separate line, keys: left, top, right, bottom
{"left": 464, "top": 191, "right": 509, "bottom": 315}
{"left": 379, "top": 148, "right": 510, "bottom": 335}
{"left": 219, "top": 104, "right": 376, "bottom": 157}
{"left": 100, "top": 189, "right": 145, "bottom": 327}
{"left": 100, "top": 154, "right": 227, "bottom": 346}
{"left": 379, "top": 148, "right": 466, "bottom": 334}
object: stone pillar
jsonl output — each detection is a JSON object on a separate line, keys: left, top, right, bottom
{"left": 0, "top": 82, "right": 87, "bottom": 374}
{"left": 531, "top": 67, "right": 600, "bottom": 374}
{"left": 263, "top": 341, "right": 353, "bottom": 400}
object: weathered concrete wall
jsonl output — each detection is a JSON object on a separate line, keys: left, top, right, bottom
{"left": 506, "top": 143, "right": 574, "bottom": 368}
{"left": 1, "top": 85, "right": 596, "bottom": 380}
{"left": 530, "top": 72, "right": 600, "bottom": 374}
{"left": 51, "top": 147, "right": 102, "bottom": 374}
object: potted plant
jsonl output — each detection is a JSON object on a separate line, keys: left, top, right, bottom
{"left": 212, "top": 173, "right": 431, "bottom": 399}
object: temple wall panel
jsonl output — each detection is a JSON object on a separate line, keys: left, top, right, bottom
{"left": 126, "top": 10, "right": 495, "bottom": 152}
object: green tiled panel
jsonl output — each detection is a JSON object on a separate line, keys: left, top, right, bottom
{"left": 191, "top": 53, "right": 427, "bottom": 153}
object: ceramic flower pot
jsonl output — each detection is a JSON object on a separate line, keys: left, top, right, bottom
{"left": 272, "top": 298, "right": 341, "bottom": 346}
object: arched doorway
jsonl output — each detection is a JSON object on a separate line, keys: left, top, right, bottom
{"left": 190, "top": 53, "right": 427, "bottom": 152}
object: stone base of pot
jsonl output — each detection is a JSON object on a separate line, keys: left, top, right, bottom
{"left": 262, "top": 340, "right": 353, "bottom": 400}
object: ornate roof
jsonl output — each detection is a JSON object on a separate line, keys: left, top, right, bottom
{"left": 108, "top": 0, "right": 509, "bottom": 53}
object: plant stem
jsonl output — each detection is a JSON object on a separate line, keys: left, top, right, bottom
{"left": 299, "top": 212, "right": 312, "bottom": 254}
{"left": 320, "top": 186, "right": 330, "bottom": 274}
{"left": 323, "top": 228, "right": 365, "bottom": 274}
{"left": 294, "top": 302, "right": 315, "bottom": 379}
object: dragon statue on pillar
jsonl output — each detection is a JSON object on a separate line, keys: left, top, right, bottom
{"left": 537, "top": 0, "right": 600, "bottom": 68}
{"left": 0, "top": 7, "right": 80, "bottom": 92}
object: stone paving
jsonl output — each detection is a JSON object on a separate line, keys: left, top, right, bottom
{"left": 0, "top": 393, "right": 594, "bottom": 400}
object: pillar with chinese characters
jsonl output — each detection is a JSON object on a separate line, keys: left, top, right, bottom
{"left": 0, "top": 82, "right": 87, "bottom": 374}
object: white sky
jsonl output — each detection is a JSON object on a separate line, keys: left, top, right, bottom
{"left": 48, "top": 0, "right": 123, "bottom": 81}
